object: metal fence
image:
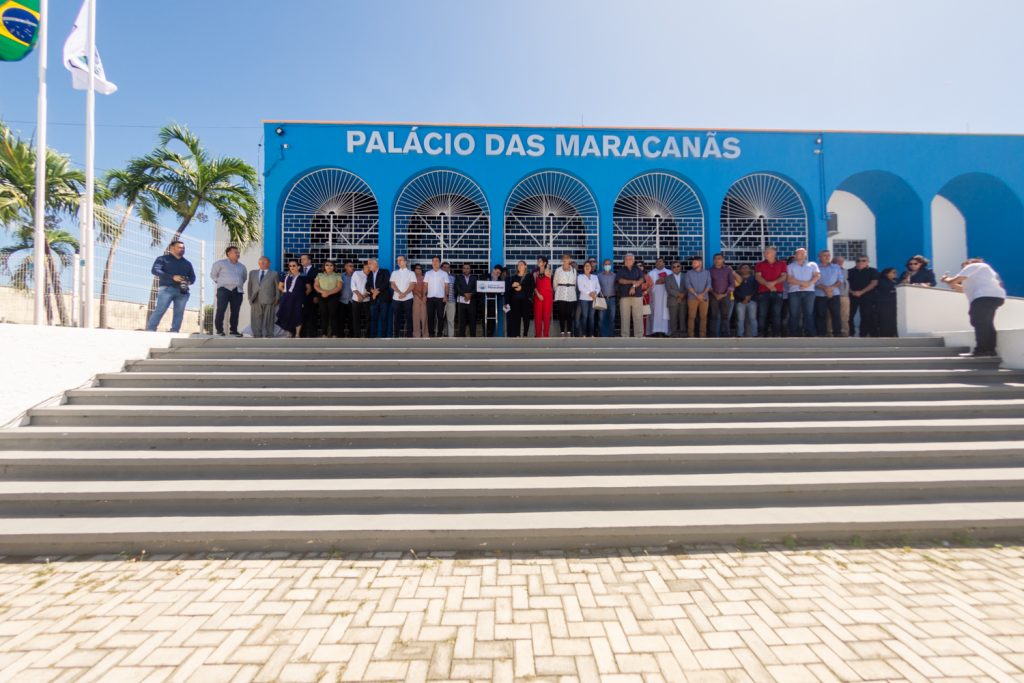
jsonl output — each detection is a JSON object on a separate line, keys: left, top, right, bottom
{"left": 0, "top": 206, "right": 208, "bottom": 332}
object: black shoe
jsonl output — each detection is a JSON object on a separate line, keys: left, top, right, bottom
{"left": 229, "top": 331, "right": 243, "bottom": 337}
{"left": 215, "top": 331, "right": 225, "bottom": 336}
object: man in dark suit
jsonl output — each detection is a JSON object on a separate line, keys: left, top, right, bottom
{"left": 298, "top": 253, "right": 319, "bottom": 337}
{"left": 454, "top": 263, "right": 478, "bottom": 337}
{"left": 367, "top": 257, "right": 392, "bottom": 338}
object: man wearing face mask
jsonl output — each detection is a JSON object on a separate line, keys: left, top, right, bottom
{"left": 596, "top": 258, "right": 617, "bottom": 336}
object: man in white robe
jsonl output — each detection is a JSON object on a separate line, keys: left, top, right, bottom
{"left": 648, "top": 258, "right": 671, "bottom": 336}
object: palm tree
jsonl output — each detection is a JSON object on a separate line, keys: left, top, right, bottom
{"left": 0, "top": 122, "right": 85, "bottom": 324}
{"left": 97, "top": 162, "right": 160, "bottom": 328}
{"left": 0, "top": 222, "right": 79, "bottom": 324}
{"left": 141, "top": 123, "right": 260, "bottom": 315}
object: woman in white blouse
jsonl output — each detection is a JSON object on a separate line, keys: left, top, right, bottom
{"left": 577, "top": 260, "right": 600, "bottom": 337}
{"left": 552, "top": 253, "right": 578, "bottom": 337}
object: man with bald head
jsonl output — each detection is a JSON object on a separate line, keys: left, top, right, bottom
{"left": 247, "top": 256, "right": 280, "bottom": 337}
{"left": 616, "top": 253, "right": 645, "bottom": 338}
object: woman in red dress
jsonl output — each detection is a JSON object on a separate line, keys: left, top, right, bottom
{"left": 533, "top": 256, "right": 553, "bottom": 338}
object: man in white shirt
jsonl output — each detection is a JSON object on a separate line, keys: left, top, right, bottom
{"left": 942, "top": 258, "right": 1007, "bottom": 357}
{"left": 785, "top": 248, "right": 820, "bottom": 337}
{"left": 424, "top": 257, "right": 449, "bottom": 338}
{"left": 350, "top": 262, "right": 370, "bottom": 338}
{"left": 389, "top": 255, "right": 416, "bottom": 338}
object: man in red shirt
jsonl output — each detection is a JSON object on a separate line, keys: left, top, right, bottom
{"left": 755, "top": 246, "right": 788, "bottom": 337}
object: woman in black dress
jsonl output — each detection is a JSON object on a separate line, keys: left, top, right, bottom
{"left": 899, "top": 254, "right": 937, "bottom": 287}
{"left": 875, "top": 267, "right": 899, "bottom": 337}
{"left": 276, "top": 259, "right": 311, "bottom": 337}
{"left": 506, "top": 260, "right": 535, "bottom": 337}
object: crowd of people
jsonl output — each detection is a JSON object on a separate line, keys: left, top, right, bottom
{"left": 144, "top": 242, "right": 1006, "bottom": 357}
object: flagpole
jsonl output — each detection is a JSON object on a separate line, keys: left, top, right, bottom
{"left": 33, "top": 0, "right": 48, "bottom": 326}
{"left": 82, "top": 0, "right": 97, "bottom": 328}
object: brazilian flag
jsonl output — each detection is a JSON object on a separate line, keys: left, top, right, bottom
{"left": 0, "top": 0, "right": 40, "bottom": 62}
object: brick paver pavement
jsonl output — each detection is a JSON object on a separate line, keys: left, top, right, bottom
{"left": 0, "top": 543, "right": 1023, "bottom": 682}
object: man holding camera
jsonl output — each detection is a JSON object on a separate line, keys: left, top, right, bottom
{"left": 146, "top": 240, "right": 197, "bottom": 332}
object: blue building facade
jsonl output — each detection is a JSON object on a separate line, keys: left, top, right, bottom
{"left": 263, "top": 121, "right": 1024, "bottom": 294}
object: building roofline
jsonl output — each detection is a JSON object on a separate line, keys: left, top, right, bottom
{"left": 259, "top": 119, "right": 1024, "bottom": 138}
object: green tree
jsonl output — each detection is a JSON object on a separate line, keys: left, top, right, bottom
{"left": 97, "top": 162, "right": 160, "bottom": 328}
{"left": 0, "top": 122, "right": 85, "bottom": 324}
{"left": 141, "top": 123, "right": 260, "bottom": 315}
{"left": 0, "top": 222, "right": 79, "bottom": 324}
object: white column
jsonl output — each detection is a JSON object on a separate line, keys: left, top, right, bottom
{"left": 71, "top": 252, "right": 80, "bottom": 327}
{"left": 32, "top": 0, "right": 48, "bottom": 325}
{"left": 199, "top": 239, "right": 207, "bottom": 333}
{"left": 81, "top": 0, "right": 97, "bottom": 328}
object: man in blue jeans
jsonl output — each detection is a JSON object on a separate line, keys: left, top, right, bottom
{"left": 814, "top": 249, "right": 845, "bottom": 337}
{"left": 754, "top": 246, "right": 787, "bottom": 337}
{"left": 786, "top": 248, "right": 820, "bottom": 337}
{"left": 146, "top": 240, "right": 196, "bottom": 332}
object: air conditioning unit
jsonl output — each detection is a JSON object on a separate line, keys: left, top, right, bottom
{"left": 826, "top": 212, "right": 839, "bottom": 236}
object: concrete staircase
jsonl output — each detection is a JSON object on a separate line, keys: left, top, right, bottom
{"left": 1, "top": 336, "right": 1023, "bottom": 555}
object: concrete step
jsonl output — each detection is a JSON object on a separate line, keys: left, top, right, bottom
{"left": 4, "top": 441, "right": 1022, "bottom": 479}
{"left": 168, "top": 336, "right": 948, "bottom": 349}
{"left": 3, "top": 469, "right": 1022, "bottom": 516}
{"left": 4, "top": 419, "right": 1024, "bottom": 450}
{"left": 27, "top": 399, "right": 1024, "bottom": 427}
{"left": 93, "top": 368, "right": 1018, "bottom": 389}
{"left": 124, "top": 356, "right": 1000, "bottom": 373}
{"left": 62, "top": 382, "right": 1024, "bottom": 406}
{"left": 5, "top": 333, "right": 1022, "bottom": 555}
{"left": 1, "top": 501, "right": 1021, "bottom": 554}
{"left": 149, "top": 346, "right": 966, "bottom": 359}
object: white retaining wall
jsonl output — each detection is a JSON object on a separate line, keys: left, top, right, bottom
{"left": 897, "top": 285, "right": 1024, "bottom": 369}
{"left": 0, "top": 323, "right": 183, "bottom": 426}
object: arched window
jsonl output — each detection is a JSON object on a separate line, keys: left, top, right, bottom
{"left": 393, "top": 170, "right": 490, "bottom": 269}
{"left": 720, "top": 173, "right": 807, "bottom": 266}
{"left": 281, "top": 168, "right": 378, "bottom": 266}
{"left": 504, "top": 171, "right": 599, "bottom": 265}
{"left": 613, "top": 172, "right": 704, "bottom": 264}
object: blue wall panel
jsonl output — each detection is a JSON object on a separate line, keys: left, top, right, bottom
{"left": 264, "top": 122, "right": 1024, "bottom": 293}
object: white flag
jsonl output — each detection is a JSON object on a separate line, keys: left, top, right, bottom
{"left": 63, "top": 0, "right": 117, "bottom": 95}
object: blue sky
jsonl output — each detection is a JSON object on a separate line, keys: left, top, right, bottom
{"left": 2, "top": 0, "right": 1022, "bottom": 245}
